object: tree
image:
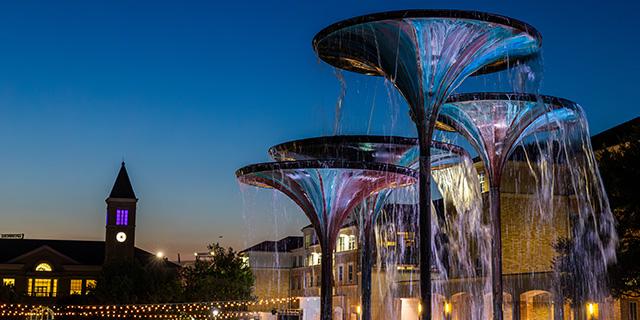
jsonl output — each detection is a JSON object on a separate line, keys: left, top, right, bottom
{"left": 597, "top": 135, "right": 640, "bottom": 298}
{"left": 0, "top": 283, "right": 18, "bottom": 303}
{"left": 181, "top": 243, "right": 254, "bottom": 302}
{"left": 94, "top": 258, "right": 182, "bottom": 304}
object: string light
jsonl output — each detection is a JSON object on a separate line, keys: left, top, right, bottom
{"left": 0, "top": 297, "right": 300, "bottom": 319}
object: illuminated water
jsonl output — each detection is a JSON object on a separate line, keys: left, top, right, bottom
{"left": 236, "top": 9, "right": 616, "bottom": 320}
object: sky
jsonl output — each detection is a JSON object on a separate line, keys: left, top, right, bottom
{"left": 0, "top": 0, "right": 638, "bottom": 260}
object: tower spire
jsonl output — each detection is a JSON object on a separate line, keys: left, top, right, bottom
{"left": 109, "top": 162, "right": 136, "bottom": 199}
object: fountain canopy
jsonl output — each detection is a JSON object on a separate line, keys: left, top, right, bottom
{"left": 236, "top": 160, "right": 417, "bottom": 245}
{"left": 313, "top": 10, "right": 542, "bottom": 76}
{"left": 440, "top": 92, "right": 582, "bottom": 186}
{"left": 313, "top": 10, "right": 543, "bottom": 127}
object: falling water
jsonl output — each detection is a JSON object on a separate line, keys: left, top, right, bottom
{"left": 431, "top": 154, "right": 491, "bottom": 320}
{"left": 333, "top": 69, "right": 347, "bottom": 135}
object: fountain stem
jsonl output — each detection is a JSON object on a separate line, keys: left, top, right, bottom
{"left": 321, "top": 241, "right": 334, "bottom": 320}
{"left": 361, "top": 222, "right": 373, "bottom": 320}
{"left": 489, "top": 185, "right": 504, "bottom": 320}
{"left": 418, "top": 128, "right": 432, "bottom": 320}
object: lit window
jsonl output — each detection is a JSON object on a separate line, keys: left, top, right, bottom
{"left": 241, "top": 256, "right": 249, "bottom": 268}
{"left": 304, "top": 234, "right": 311, "bottom": 248}
{"left": 35, "top": 262, "right": 53, "bottom": 272}
{"left": 29, "top": 278, "right": 57, "bottom": 297}
{"left": 85, "top": 279, "right": 96, "bottom": 291}
{"left": 308, "top": 252, "right": 321, "bottom": 266}
{"left": 2, "top": 278, "right": 15, "bottom": 287}
{"left": 348, "top": 235, "right": 356, "bottom": 250}
{"left": 70, "top": 279, "right": 82, "bottom": 295}
{"left": 116, "top": 209, "right": 129, "bottom": 226}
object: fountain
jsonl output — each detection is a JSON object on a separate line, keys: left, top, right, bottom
{"left": 438, "top": 93, "right": 617, "bottom": 319}
{"left": 268, "top": 135, "right": 466, "bottom": 320}
{"left": 236, "top": 160, "right": 417, "bottom": 320}
{"left": 233, "top": 9, "right": 618, "bottom": 320}
{"left": 313, "top": 10, "right": 542, "bottom": 320}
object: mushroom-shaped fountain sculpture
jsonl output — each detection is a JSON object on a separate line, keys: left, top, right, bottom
{"left": 313, "top": 10, "right": 542, "bottom": 320}
{"left": 269, "top": 135, "right": 467, "bottom": 320}
{"left": 439, "top": 92, "right": 584, "bottom": 319}
{"left": 236, "top": 160, "right": 417, "bottom": 320}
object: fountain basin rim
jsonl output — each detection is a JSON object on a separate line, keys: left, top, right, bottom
{"left": 445, "top": 92, "right": 577, "bottom": 107}
{"left": 268, "top": 135, "right": 468, "bottom": 160}
{"left": 313, "top": 9, "right": 542, "bottom": 47}
{"left": 235, "top": 160, "right": 418, "bottom": 179}
{"left": 269, "top": 135, "right": 418, "bottom": 153}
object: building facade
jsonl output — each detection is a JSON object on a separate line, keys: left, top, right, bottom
{"left": 0, "top": 162, "right": 165, "bottom": 303}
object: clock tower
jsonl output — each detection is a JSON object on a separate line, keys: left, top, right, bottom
{"left": 105, "top": 162, "right": 138, "bottom": 263}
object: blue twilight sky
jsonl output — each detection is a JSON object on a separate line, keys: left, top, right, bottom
{"left": 0, "top": 0, "right": 638, "bottom": 259}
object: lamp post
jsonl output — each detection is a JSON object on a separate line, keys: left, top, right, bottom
{"left": 211, "top": 307, "right": 220, "bottom": 319}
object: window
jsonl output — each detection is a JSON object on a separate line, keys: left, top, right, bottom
{"left": 85, "top": 279, "right": 96, "bottom": 292}
{"left": 308, "top": 273, "right": 313, "bottom": 287}
{"left": 70, "top": 279, "right": 82, "bottom": 295}
{"left": 348, "top": 235, "right": 356, "bottom": 250}
{"left": 338, "top": 265, "right": 344, "bottom": 282}
{"left": 630, "top": 301, "right": 638, "bottom": 320}
{"left": 28, "top": 278, "right": 57, "bottom": 297}
{"left": 35, "top": 262, "right": 53, "bottom": 272}
{"left": 348, "top": 264, "right": 354, "bottom": 283}
{"left": 2, "top": 278, "right": 15, "bottom": 287}
{"left": 116, "top": 209, "right": 129, "bottom": 226}
{"left": 308, "top": 252, "right": 321, "bottom": 266}
{"left": 337, "top": 234, "right": 357, "bottom": 252}
{"left": 297, "top": 277, "right": 301, "bottom": 290}
{"left": 304, "top": 234, "right": 312, "bottom": 248}
{"left": 478, "top": 173, "right": 489, "bottom": 192}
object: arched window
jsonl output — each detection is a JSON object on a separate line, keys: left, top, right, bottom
{"left": 35, "top": 262, "right": 53, "bottom": 272}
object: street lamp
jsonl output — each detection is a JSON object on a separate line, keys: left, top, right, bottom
{"left": 211, "top": 307, "right": 220, "bottom": 318}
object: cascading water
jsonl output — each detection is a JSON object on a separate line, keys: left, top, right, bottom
{"left": 314, "top": 11, "right": 542, "bottom": 319}
{"left": 234, "top": 9, "right": 617, "bottom": 320}
{"left": 236, "top": 160, "right": 417, "bottom": 320}
{"left": 431, "top": 152, "right": 491, "bottom": 320}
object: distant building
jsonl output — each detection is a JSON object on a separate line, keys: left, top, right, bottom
{"left": 241, "top": 118, "right": 640, "bottom": 320}
{"left": 240, "top": 236, "right": 304, "bottom": 309}
{"left": 0, "top": 162, "right": 170, "bottom": 303}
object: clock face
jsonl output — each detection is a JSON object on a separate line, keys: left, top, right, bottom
{"left": 116, "top": 232, "right": 127, "bottom": 243}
